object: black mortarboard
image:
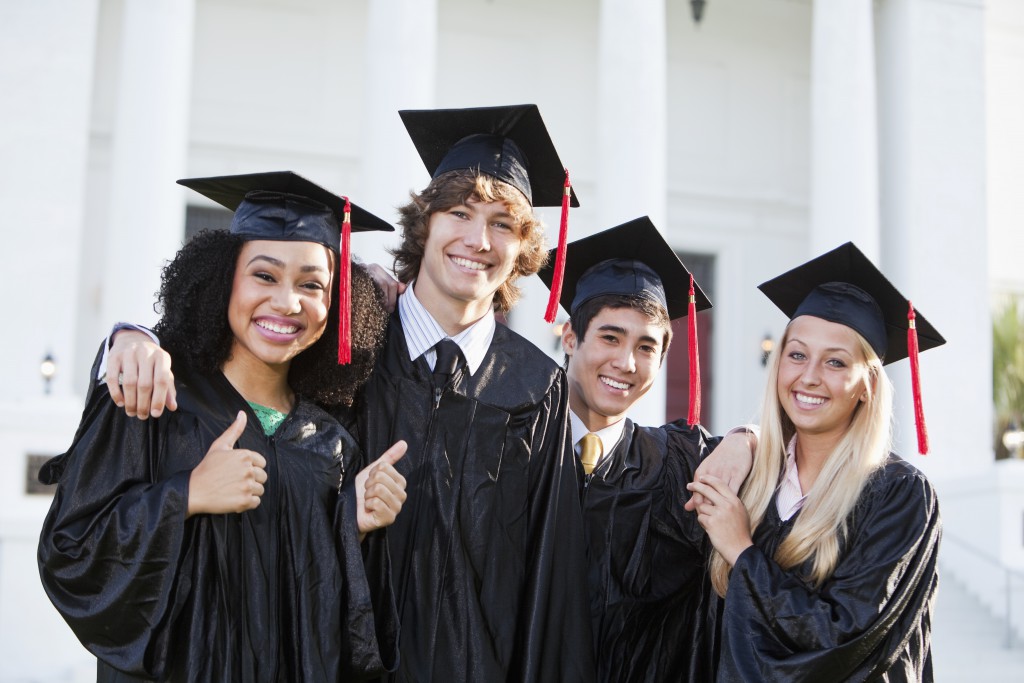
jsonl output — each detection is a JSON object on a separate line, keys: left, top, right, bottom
{"left": 399, "top": 104, "right": 579, "bottom": 208}
{"left": 757, "top": 242, "right": 944, "bottom": 365}
{"left": 177, "top": 171, "right": 393, "bottom": 253}
{"left": 539, "top": 216, "right": 711, "bottom": 425}
{"left": 178, "top": 170, "right": 394, "bottom": 365}
{"left": 400, "top": 104, "right": 579, "bottom": 323}
{"left": 758, "top": 241, "right": 946, "bottom": 454}
{"left": 537, "top": 216, "right": 711, "bottom": 320}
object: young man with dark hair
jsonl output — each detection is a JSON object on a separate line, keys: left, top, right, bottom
{"left": 539, "top": 216, "right": 753, "bottom": 683}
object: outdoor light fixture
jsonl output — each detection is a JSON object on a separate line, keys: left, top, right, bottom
{"left": 691, "top": 0, "right": 707, "bottom": 24}
{"left": 1003, "top": 420, "right": 1024, "bottom": 459}
{"left": 40, "top": 351, "right": 56, "bottom": 395}
{"left": 760, "top": 334, "right": 774, "bottom": 367}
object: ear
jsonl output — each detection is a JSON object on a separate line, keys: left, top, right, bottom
{"left": 561, "top": 323, "right": 577, "bottom": 356}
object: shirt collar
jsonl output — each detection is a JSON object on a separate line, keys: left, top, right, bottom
{"left": 776, "top": 435, "right": 807, "bottom": 521}
{"left": 569, "top": 410, "right": 627, "bottom": 458}
{"left": 397, "top": 280, "right": 495, "bottom": 375}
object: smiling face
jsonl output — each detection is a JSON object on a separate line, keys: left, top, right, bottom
{"left": 227, "top": 239, "right": 333, "bottom": 371}
{"left": 413, "top": 197, "right": 523, "bottom": 330}
{"left": 563, "top": 306, "right": 666, "bottom": 432}
{"left": 777, "top": 315, "right": 872, "bottom": 447}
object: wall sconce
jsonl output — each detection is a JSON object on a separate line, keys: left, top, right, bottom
{"left": 1003, "top": 420, "right": 1024, "bottom": 459}
{"left": 690, "top": 0, "right": 707, "bottom": 24}
{"left": 760, "top": 334, "right": 774, "bottom": 367}
{"left": 40, "top": 351, "right": 57, "bottom": 394}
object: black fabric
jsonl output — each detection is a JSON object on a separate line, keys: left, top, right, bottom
{"left": 582, "top": 418, "right": 722, "bottom": 683}
{"left": 536, "top": 216, "right": 711, "bottom": 321}
{"left": 354, "top": 312, "right": 596, "bottom": 682}
{"left": 38, "top": 348, "right": 398, "bottom": 683}
{"left": 431, "top": 338, "right": 463, "bottom": 389}
{"left": 757, "top": 242, "right": 944, "bottom": 365}
{"left": 708, "top": 455, "right": 941, "bottom": 682}
{"left": 398, "top": 104, "right": 580, "bottom": 208}
{"left": 178, "top": 170, "right": 393, "bottom": 253}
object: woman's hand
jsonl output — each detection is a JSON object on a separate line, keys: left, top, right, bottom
{"left": 365, "top": 263, "right": 406, "bottom": 313}
{"left": 107, "top": 329, "right": 176, "bottom": 419}
{"left": 187, "top": 412, "right": 267, "bottom": 516}
{"left": 356, "top": 440, "right": 408, "bottom": 537}
{"left": 687, "top": 474, "right": 754, "bottom": 566}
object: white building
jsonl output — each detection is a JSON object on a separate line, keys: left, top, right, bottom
{"left": 1, "top": 0, "right": 1021, "bottom": 679}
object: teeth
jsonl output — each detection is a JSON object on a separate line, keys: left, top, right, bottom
{"left": 451, "top": 256, "right": 487, "bottom": 271}
{"left": 795, "top": 393, "right": 825, "bottom": 405}
{"left": 601, "top": 377, "right": 629, "bottom": 390}
{"left": 257, "top": 320, "right": 298, "bottom": 334}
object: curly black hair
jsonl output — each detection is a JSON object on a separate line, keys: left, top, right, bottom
{"left": 154, "top": 229, "right": 388, "bottom": 408}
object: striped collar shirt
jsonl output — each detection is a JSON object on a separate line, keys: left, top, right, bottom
{"left": 776, "top": 436, "right": 807, "bottom": 521}
{"left": 397, "top": 280, "right": 495, "bottom": 375}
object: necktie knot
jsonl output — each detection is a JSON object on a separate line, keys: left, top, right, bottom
{"left": 579, "top": 433, "right": 603, "bottom": 475}
{"left": 432, "top": 338, "right": 462, "bottom": 388}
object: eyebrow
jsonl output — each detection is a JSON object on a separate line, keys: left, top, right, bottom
{"left": 595, "top": 324, "right": 661, "bottom": 346}
{"left": 786, "top": 337, "right": 853, "bottom": 355}
{"left": 247, "top": 255, "right": 328, "bottom": 273}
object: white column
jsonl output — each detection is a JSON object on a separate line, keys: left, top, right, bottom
{"left": 809, "top": 0, "right": 880, "bottom": 258}
{"left": 597, "top": 0, "right": 669, "bottom": 424}
{"left": 100, "top": 0, "right": 196, "bottom": 329}
{"left": 0, "top": 0, "right": 100, "bottom": 402}
{"left": 876, "top": 0, "right": 988, "bottom": 478}
{"left": 354, "top": 0, "right": 439, "bottom": 271}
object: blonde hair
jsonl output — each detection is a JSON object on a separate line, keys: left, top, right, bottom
{"left": 708, "top": 321, "right": 893, "bottom": 596}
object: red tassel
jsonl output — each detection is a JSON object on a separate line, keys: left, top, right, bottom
{"left": 337, "top": 198, "right": 352, "bottom": 365}
{"left": 907, "top": 301, "right": 927, "bottom": 454}
{"left": 687, "top": 274, "right": 701, "bottom": 426}
{"left": 543, "top": 169, "right": 572, "bottom": 323}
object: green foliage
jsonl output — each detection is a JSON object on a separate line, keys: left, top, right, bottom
{"left": 993, "top": 297, "right": 1024, "bottom": 458}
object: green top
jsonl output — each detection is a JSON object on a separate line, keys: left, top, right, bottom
{"left": 247, "top": 401, "right": 287, "bottom": 436}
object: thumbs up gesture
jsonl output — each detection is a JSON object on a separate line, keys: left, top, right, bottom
{"left": 187, "top": 412, "right": 268, "bottom": 517}
{"left": 356, "top": 440, "right": 408, "bottom": 535}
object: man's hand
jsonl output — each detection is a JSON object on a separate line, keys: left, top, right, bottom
{"left": 188, "top": 412, "right": 267, "bottom": 516}
{"left": 355, "top": 440, "right": 408, "bottom": 537}
{"left": 684, "top": 430, "right": 756, "bottom": 512}
{"left": 366, "top": 263, "right": 405, "bottom": 313}
{"left": 686, "top": 474, "right": 754, "bottom": 566}
{"left": 107, "top": 329, "right": 176, "bottom": 420}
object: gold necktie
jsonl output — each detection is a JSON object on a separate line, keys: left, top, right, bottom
{"left": 579, "top": 433, "right": 603, "bottom": 475}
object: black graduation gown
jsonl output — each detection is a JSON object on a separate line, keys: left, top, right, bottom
{"left": 581, "top": 418, "right": 721, "bottom": 683}
{"left": 710, "top": 455, "right": 940, "bottom": 683}
{"left": 38, "top": 356, "right": 398, "bottom": 682}
{"left": 356, "top": 313, "right": 595, "bottom": 682}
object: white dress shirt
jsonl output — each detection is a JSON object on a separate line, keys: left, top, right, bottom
{"left": 569, "top": 410, "right": 627, "bottom": 474}
{"left": 398, "top": 280, "right": 495, "bottom": 375}
{"left": 776, "top": 436, "right": 807, "bottom": 521}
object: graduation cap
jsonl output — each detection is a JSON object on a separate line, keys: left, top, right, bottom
{"left": 399, "top": 104, "right": 578, "bottom": 322}
{"left": 178, "top": 171, "right": 394, "bottom": 365}
{"left": 758, "top": 241, "right": 946, "bottom": 454}
{"left": 538, "top": 216, "right": 711, "bottom": 426}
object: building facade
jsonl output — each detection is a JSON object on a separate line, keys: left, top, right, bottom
{"left": 1, "top": 0, "right": 1020, "bottom": 679}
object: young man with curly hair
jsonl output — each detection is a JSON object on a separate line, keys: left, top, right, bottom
{"left": 352, "top": 105, "right": 595, "bottom": 682}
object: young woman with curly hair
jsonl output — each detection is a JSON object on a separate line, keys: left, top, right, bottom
{"left": 688, "top": 243, "right": 944, "bottom": 682}
{"left": 38, "top": 173, "right": 407, "bottom": 683}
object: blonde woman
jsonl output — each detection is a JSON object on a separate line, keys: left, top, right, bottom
{"left": 687, "top": 243, "right": 944, "bottom": 682}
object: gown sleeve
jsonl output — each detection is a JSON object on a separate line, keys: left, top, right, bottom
{"left": 514, "top": 371, "right": 596, "bottom": 683}
{"left": 717, "top": 464, "right": 941, "bottom": 682}
{"left": 37, "top": 365, "right": 193, "bottom": 680}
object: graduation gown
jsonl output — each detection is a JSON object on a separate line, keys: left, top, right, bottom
{"left": 38, "top": 355, "right": 397, "bottom": 683}
{"left": 710, "top": 455, "right": 940, "bottom": 683}
{"left": 356, "top": 313, "right": 595, "bottom": 682}
{"left": 582, "top": 418, "right": 721, "bottom": 683}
